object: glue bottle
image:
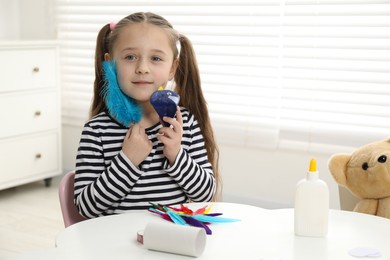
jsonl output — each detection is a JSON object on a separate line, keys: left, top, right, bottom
{"left": 294, "top": 158, "right": 329, "bottom": 237}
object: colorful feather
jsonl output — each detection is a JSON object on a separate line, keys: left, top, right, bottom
{"left": 183, "top": 216, "right": 212, "bottom": 235}
{"left": 148, "top": 203, "right": 240, "bottom": 235}
{"left": 102, "top": 61, "right": 142, "bottom": 126}
{"left": 192, "top": 215, "right": 240, "bottom": 223}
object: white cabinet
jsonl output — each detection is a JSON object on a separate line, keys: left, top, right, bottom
{"left": 0, "top": 41, "right": 62, "bottom": 190}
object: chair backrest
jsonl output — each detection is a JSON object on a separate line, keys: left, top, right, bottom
{"left": 338, "top": 185, "right": 360, "bottom": 211}
{"left": 59, "top": 170, "right": 87, "bottom": 227}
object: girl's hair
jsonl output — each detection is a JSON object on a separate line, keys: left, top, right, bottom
{"left": 91, "top": 12, "right": 221, "bottom": 201}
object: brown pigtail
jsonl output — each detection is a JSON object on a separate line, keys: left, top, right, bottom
{"left": 90, "top": 24, "right": 111, "bottom": 118}
{"left": 175, "top": 35, "right": 222, "bottom": 201}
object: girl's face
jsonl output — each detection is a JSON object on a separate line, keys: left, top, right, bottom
{"left": 107, "top": 23, "right": 177, "bottom": 104}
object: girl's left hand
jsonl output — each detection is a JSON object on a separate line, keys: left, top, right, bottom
{"left": 157, "top": 107, "right": 183, "bottom": 165}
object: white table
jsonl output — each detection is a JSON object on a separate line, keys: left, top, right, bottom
{"left": 8, "top": 202, "right": 390, "bottom": 259}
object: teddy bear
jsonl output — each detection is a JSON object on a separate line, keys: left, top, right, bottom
{"left": 328, "top": 138, "right": 390, "bottom": 218}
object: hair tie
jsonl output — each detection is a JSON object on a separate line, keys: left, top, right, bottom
{"left": 109, "top": 22, "right": 117, "bottom": 31}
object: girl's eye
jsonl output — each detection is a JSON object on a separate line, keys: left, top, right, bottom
{"left": 151, "top": 56, "right": 162, "bottom": 62}
{"left": 125, "top": 55, "right": 136, "bottom": 61}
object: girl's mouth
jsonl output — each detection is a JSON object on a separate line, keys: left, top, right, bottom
{"left": 132, "top": 81, "right": 154, "bottom": 86}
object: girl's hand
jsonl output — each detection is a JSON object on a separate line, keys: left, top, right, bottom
{"left": 157, "top": 107, "right": 183, "bottom": 165}
{"left": 122, "top": 124, "right": 152, "bottom": 166}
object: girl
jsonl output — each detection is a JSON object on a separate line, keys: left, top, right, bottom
{"left": 74, "top": 12, "right": 220, "bottom": 218}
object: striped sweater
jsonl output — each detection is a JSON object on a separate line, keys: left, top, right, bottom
{"left": 74, "top": 108, "right": 216, "bottom": 218}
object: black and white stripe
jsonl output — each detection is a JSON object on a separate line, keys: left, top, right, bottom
{"left": 74, "top": 107, "right": 216, "bottom": 218}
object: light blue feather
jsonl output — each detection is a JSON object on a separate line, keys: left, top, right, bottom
{"left": 102, "top": 61, "right": 142, "bottom": 126}
{"left": 191, "top": 215, "right": 240, "bottom": 223}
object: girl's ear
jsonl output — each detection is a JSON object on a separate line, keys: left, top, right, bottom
{"left": 169, "top": 59, "right": 179, "bottom": 80}
{"left": 104, "top": 53, "right": 111, "bottom": 61}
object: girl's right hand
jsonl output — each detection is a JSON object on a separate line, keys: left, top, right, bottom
{"left": 122, "top": 124, "right": 152, "bottom": 167}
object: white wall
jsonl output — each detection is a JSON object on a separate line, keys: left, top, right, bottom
{"left": 218, "top": 144, "right": 339, "bottom": 209}
{"left": 0, "top": 1, "right": 20, "bottom": 39}
{"left": 62, "top": 124, "right": 341, "bottom": 209}
{"left": 0, "top": 0, "right": 56, "bottom": 40}
{"left": 19, "top": 0, "right": 56, "bottom": 40}
{"left": 62, "top": 125, "right": 83, "bottom": 174}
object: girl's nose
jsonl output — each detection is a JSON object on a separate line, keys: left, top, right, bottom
{"left": 135, "top": 59, "right": 149, "bottom": 74}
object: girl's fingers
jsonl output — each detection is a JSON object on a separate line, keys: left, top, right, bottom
{"left": 125, "top": 124, "right": 133, "bottom": 139}
{"left": 162, "top": 117, "right": 175, "bottom": 127}
{"left": 158, "top": 127, "right": 171, "bottom": 137}
{"left": 137, "top": 124, "right": 144, "bottom": 135}
{"left": 176, "top": 107, "right": 183, "bottom": 126}
{"left": 162, "top": 110, "right": 182, "bottom": 132}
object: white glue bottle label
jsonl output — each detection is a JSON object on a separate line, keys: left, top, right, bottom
{"left": 294, "top": 158, "right": 329, "bottom": 237}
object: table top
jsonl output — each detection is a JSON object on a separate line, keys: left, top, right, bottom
{"left": 8, "top": 202, "right": 390, "bottom": 260}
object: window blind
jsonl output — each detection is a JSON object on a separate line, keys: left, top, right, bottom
{"left": 56, "top": 0, "right": 390, "bottom": 154}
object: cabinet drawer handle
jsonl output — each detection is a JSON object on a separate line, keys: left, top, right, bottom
{"left": 33, "top": 67, "right": 40, "bottom": 73}
{"left": 35, "top": 153, "right": 42, "bottom": 159}
{"left": 34, "top": 111, "right": 41, "bottom": 117}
